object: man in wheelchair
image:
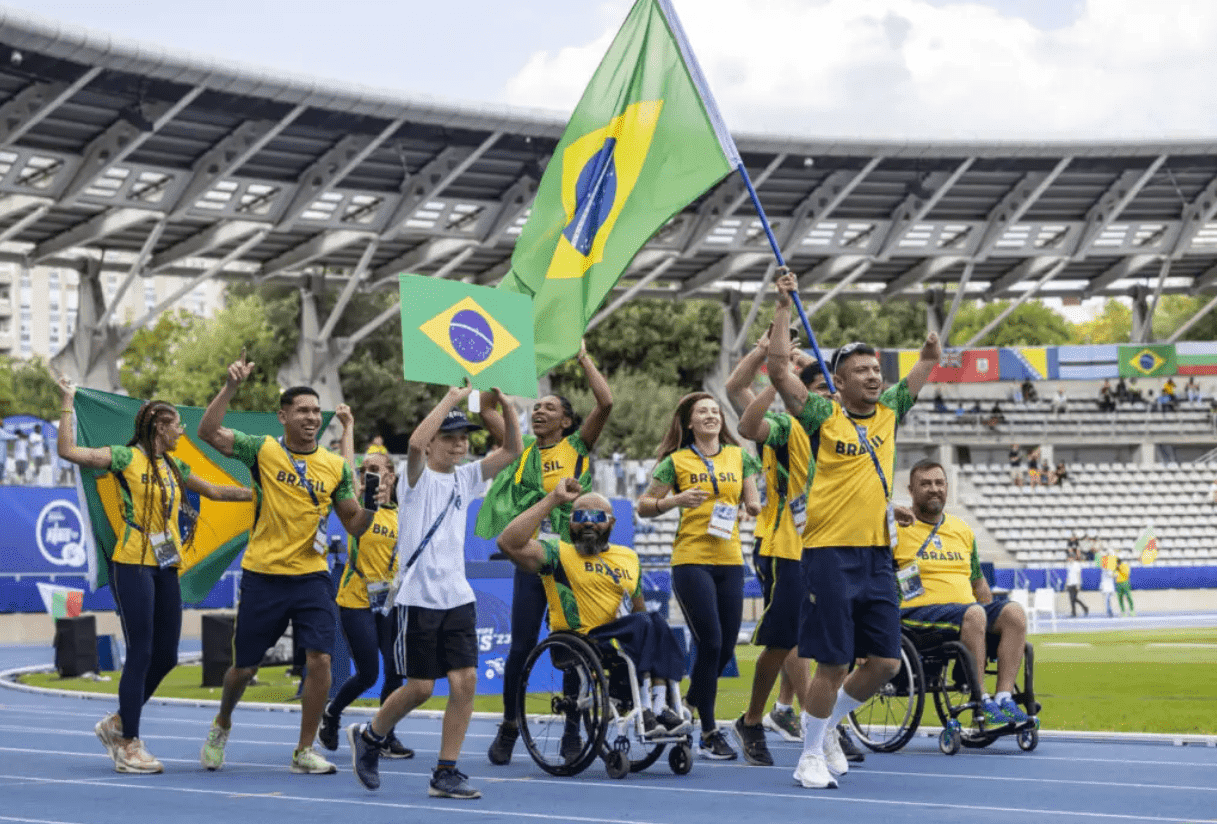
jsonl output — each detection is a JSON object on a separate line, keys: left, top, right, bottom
{"left": 895, "top": 459, "right": 1031, "bottom": 730}
{"left": 497, "top": 477, "right": 690, "bottom": 739}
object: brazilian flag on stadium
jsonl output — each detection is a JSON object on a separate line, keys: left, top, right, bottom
{"left": 71, "top": 388, "right": 328, "bottom": 604}
{"left": 398, "top": 275, "right": 537, "bottom": 397}
{"left": 1118, "top": 344, "right": 1177, "bottom": 378}
{"left": 500, "top": 0, "right": 743, "bottom": 377}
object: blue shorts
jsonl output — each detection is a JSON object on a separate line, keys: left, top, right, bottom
{"left": 901, "top": 601, "right": 1008, "bottom": 657}
{"left": 234, "top": 571, "right": 337, "bottom": 668}
{"left": 588, "top": 611, "right": 686, "bottom": 682}
{"left": 798, "top": 546, "right": 901, "bottom": 665}
{"left": 752, "top": 542, "right": 801, "bottom": 650}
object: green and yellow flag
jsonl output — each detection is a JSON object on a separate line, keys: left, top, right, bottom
{"left": 1135, "top": 523, "right": 1158, "bottom": 565}
{"left": 1118, "top": 344, "right": 1177, "bottom": 378}
{"left": 501, "top": 0, "right": 742, "bottom": 376}
{"left": 72, "top": 388, "right": 328, "bottom": 604}
{"left": 399, "top": 275, "right": 536, "bottom": 397}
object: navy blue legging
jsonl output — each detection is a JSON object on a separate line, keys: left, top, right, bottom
{"left": 332, "top": 606, "right": 403, "bottom": 715}
{"left": 501, "top": 567, "right": 547, "bottom": 723}
{"left": 110, "top": 562, "right": 182, "bottom": 740}
{"left": 672, "top": 563, "right": 744, "bottom": 734}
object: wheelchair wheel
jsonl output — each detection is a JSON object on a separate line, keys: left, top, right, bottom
{"left": 604, "top": 749, "right": 629, "bottom": 779}
{"left": 1017, "top": 726, "right": 1039, "bottom": 752}
{"left": 630, "top": 742, "right": 666, "bottom": 773}
{"left": 938, "top": 722, "right": 962, "bottom": 755}
{"left": 849, "top": 634, "right": 924, "bottom": 753}
{"left": 516, "top": 632, "right": 609, "bottom": 777}
{"left": 930, "top": 641, "right": 984, "bottom": 743}
{"left": 669, "top": 742, "right": 693, "bottom": 775}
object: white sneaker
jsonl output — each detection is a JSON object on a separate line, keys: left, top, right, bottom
{"left": 822, "top": 724, "right": 849, "bottom": 776}
{"left": 114, "top": 739, "right": 163, "bottom": 774}
{"left": 95, "top": 712, "right": 122, "bottom": 759}
{"left": 793, "top": 750, "right": 838, "bottom": 789}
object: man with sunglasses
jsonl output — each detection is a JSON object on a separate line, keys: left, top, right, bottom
{"left": 497, "top": 477, "right": 690, "bottom": 741}
{"left": 768, "top": 269, "right": 941, "bottom": 789}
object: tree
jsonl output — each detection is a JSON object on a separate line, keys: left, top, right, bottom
{"left": 0, "top": 355, "right": 60, "bottom": 420}
{"left": 1073, "top": 299, "right": 1132, "bottom": 344}
{"left": 949, "top": 300, "right": 1074, "bottom": 347}
{"left": 120, "top": 310, "right": 196, "bottom": 401}
{"left": 554, "top": 370, "right": 688, "bottom": 459}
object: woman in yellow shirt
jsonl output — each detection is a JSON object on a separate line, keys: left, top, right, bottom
{"left": 639, "top": 392, "right": 761, "bottom": 760}
{"left": 56, "top": 378, "right": 250, "bottom": 775}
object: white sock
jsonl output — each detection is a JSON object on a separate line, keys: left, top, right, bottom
{"left": 826, "top": 687, "right": 865, "bottom": 729}
{"left": 651, "top": 685, "right": 666, "bottom": 712}
{"left": 773, "top": 701, "right": 792, "bottom": 714}
{"left": 995, "top": 691, "right": 1012, "bottom": 704}
{"left": 639, "top": 684, "right": 652, "bottom": 712}
{"left": 801, "top": 712, "right": 829, "bottom": 756}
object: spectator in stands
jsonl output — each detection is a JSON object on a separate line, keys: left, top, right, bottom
{"left": 1098, "top": 384, "right": 1117, "bottom": 413}
{"left": 1115, "top": 377, "right": 1129, "bottom": 403}
{"left": 634, "top": 462, "right": 649, "bottom": 499}
{"left": 1020, "top": 379, "right": 1038, "bottom": 403}
{"left": 1157, "top": 379, "right": 1178, "bottom": 413}
{"left": 1083, "top": 531, "right": 1100, "bottom": 562}
{"left": 1008, "top": 444, "right": 1023, "bottom": 485}
{"left": 1185, "top": 377, "right": 1201, "bottom": 402}
{"left": 983, "top": 402, "right": 1005, "bottom": 431}
{"left": 1048, "top": 461, "right": 1068, "bottom": 486}
{"left": 13, "top": 428, "right": 29, "bottom": 483}
{"left": 1025, "top": 447, "right": 1042, "bottom": 489}
{"left": 933, "top": 391, "right": 950, "bottom": 413}
{"left": 1126, "top": 379, "right": 1145, "bottom": 405}
{"left": 1051, "top": 387, "right": 1068, "bottom": 416}
{"left": 1065, "top": 546, "right": 1088, "bottom": 618}
{"left": 1010, "top": 385, "right": 1024, "bottom": 405}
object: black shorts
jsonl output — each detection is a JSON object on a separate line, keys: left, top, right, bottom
{"left": 393, "top": 602, "right": 478, "bottom": 680}
{"left": 233, "top": 570, "right": 336, "bottom": 669}
{"left": 798, "top": 546, "right": 901, "bottom": 665}
{"left": 752, "top": 546, "right": 801, "bottom": 651}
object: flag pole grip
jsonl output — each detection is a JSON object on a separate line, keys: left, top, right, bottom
{"left": 735, "top": 162, "right": 836, "bottom": 394}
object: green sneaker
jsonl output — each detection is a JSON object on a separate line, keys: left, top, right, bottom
{"left": 980, "top": 698, "right": 1012, "bottom": 728}
{"left": 762, "top": 706, "right": 802, "bottom": 742}
{"left": 291, "top": 746, "right": 337, "bottom": 774}
{"left": 200, "top": 719, "right": 230, "bottom": 771}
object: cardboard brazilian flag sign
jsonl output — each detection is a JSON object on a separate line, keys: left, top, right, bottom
{"left": 1118, "top": 344, "right": 1177, "bottom": 378}
{"left": 500, "top": 0, "right": 742, "bottom": 377}
{"left": 72, "top": 388, "right": 331, "bottom": 604}
{"left": 399, "top": 275, "right": 537, "bottom": 397}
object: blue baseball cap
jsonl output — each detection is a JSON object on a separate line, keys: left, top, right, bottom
{"left": 439, "top": 408, "right": 483, "bottom": 433}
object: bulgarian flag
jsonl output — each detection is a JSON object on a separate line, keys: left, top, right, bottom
{"left": 1135, "top": 523, "right": 1159, "bottom": 565}
{"left": 36, "top": 582, "right": 83, "bottom": 619}
{"left": 71, "top": 388, "right": 331, "bottom": 604}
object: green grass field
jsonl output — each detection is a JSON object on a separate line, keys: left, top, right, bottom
{"left": 18, "top": 626, "right": 1217, "bottom": 735}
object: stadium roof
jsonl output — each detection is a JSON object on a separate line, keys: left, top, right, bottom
{"left": 3, "top": 7, "right": 1217, "bottom": 345}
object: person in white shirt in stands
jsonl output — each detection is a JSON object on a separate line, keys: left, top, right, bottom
{"left": 349, "top": 383, "right": 521, "bottom": 800}
{"left": 1210, "top": 478, "right": 1217, "bottom": 505}
{"left": 1051, "top": 388, "right": 1068, "bottom": 416}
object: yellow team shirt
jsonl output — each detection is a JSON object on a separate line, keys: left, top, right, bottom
{"left": 232, "top": 432, "right": 354, "bottom": 575}
{"left": 755, "top": 413, "right": 812, "bottom": 561}
{"left": 1115, "top": 561, "right": 1131, "bottom": 585}
{"left": 893, "top": 513, "right": 981, "bottom": 609}
{"left": 538, "top": 539, "right": 641, "bottom": 633}
{"left": 795, "top": 380, "right": 915, "bottom": 549}
{"left": 653, "top": 444, "right": 761, "bottom": 566}
{"left": 107, "top": 445, "right": 193, "bottom": 567}
{"left": 336, "top": 504, "right": 398, "bottom": 609}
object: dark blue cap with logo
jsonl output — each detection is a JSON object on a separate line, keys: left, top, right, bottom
{"left": 439, "top": 408, "right": 483, "bottom": 433}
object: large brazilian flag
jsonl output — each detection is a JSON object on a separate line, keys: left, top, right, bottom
{"left": 72, "top": 388, "right": 331, "bottom": 604}
{"left": 501, "top": 0, "right": 742, "bottom": 377}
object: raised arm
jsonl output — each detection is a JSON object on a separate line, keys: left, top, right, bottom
{"left": 54, "top": 376, "right": 111, "bottom": 470}
{"left": 185, "top": 473, "right": 252, "bottom": 502}
{"left": 903, "top": 332, "right": 942, "bottom": 398}
{"left": 738, "top": 385, "right": 776, "bottom": 443}
{"left": 724, "top": 328, "right": 770, "bottom": 414}
{"left": 576, "top": 340, "right": 613, "bottom": 450}
{"left": 497, "top": 477, "right": 582, "bottom": 572}
{"left": 407, "top": 382, "right": 473, "bottom": 486}
{"left": 768, "top": 271, "right": 809, "bottom": 414}
{"left": 477, "top": 390, "right": 506, "bottom": 446}
{"left": 335, "top": 403, "right": 355, "bottom": 474}
{"left": 480, "top": 388, "right": 524, "bottom": 480}
{"left": 198, "top": 352, "right": 255, "bottom": 457}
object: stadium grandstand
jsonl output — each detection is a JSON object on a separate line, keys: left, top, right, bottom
{"left": 0, "top": 6, "right": 1215, "bottom": 613}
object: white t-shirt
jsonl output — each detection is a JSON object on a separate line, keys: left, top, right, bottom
{"left": 394, "top": 460, "right": 486, "bottom": 610}
{"left": 29, "top": 431, "right": 44, "bottom": 458}
{"left": 1066, "top": 559, "right": 1082, "bottom": 588}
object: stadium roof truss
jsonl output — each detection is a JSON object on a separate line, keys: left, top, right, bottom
{"left": 3, "top": 9, "right": 1217, "bottom": 399}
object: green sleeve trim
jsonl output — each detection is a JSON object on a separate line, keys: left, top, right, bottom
{"left": 969, "top": 538, "right": 982, "bottom": 581}
{"left": 568, "top": 431, "right": 590, "bottom": 456}
{"left": 742, "top": 449, "right": 762, "bottom": 478}
{"left": 653, "top": 456, "right": 676, "bottom": 486}
{"left": 171, "top": 456, "right": 192, "bottom": 482}
{"left": 880, "top": 379, "right": 916, "bottom": 421}
{"left": 764, "top": 412, "right": 792, "bottom": 448}
{"left": 796, "top": 393, "right": 834, "bottom": 432}
{"left": 109, "top": 445, "right": 133, "bottom": 473}
{"left": 230, "top": 431, "right": 261, "bottom": 468}
{"left": 333, "top": 461, "right": 355, "bottom": 503}
{"left": 538, "top": 539, "right": 560, "bottom": 574}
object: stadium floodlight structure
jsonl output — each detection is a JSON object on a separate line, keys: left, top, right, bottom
{"left": 4, "top": 9, "right": 1217, "bottom": 407}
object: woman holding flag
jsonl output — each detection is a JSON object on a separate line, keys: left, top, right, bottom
{"left": 478, "top": 341, "right": 614, "bottom": 766}
{"left": 639, "top": 393, "right": 761, "bottom": 760}
{"left": 55, "top": 377, "right": 251, "bottom": 774}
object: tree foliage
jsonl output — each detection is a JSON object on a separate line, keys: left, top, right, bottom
{"left": 554, "top": 370, "right": 687, "bottom": 459}
{"left": 948, "top": 300, "right": 1074, "bottom": 347}
{"left": 0, "top": 355, "right": 60, "bottom": 420}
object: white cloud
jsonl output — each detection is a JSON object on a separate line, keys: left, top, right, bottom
{"left": 500, "top": 0, "right": 1217, "bottom": 139}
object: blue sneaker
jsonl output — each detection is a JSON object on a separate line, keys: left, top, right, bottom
{"left": 980, "top": 698, "right": 1011, "bottom": 727}
{"left": 347, "top": 723, "right": 381, "bottom": 790}
{"left": 429, "top": 766, "right": 481, "bottom": 799}
{"left": 999, "top": 698, "right": 1029, "bottom": 725}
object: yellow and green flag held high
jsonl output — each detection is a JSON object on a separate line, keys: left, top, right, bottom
{"left": 501, "top": 0, "right": 742, "bottom": 376}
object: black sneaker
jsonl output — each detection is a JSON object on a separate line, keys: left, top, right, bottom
{"left": 642, "top": 708, "right": 661, "bottom": 737}
{"left": 487, "top": 721, "right": 518, "bottom": 766}
{"left": 656, "top": 707, "right": 689, "bottom": 734}
{"left": 699, "top": 728, "right": 738, "bottom": 761}
{"left": 347, "top": 723, "right": 381, "bottom": 791}
{"left": 731, "top": 716, "right": 773, "bottom": 767}
{"left": 318, "top": 707, "right": 340, "bottom": 752}
{"left": 381, "top": 731, "right": 414, "bottom": 759}
{"left": 429, "top": 766, "right": 481, "bottom": 799}
{"left": 837, "top": 724, "right": 866, "bottom": 764}
{"left": 560, "top": 730, "right": 583, "bottom": 764}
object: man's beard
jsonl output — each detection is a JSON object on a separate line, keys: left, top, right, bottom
{"left": 572, "top": 527, "right": 610, "bottom": 556}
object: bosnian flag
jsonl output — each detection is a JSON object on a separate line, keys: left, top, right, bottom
{"left": 36, "top": 582, "right": 83, "bottom": 619}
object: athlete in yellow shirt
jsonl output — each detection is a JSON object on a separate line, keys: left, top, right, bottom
{"left": 56, "top": 377, "right": 250, "bottom": 775}
{"left": 197, "top": 353, "right": 378, "bottom": 775}
{"left": 769, "top": 268, "right": 940, "bottom": 789}
{"left": 895, "top": 460, "right": 1030, "bottom": 728}
{"left": 638, "top": 393, "right": 761, "bottom": 760}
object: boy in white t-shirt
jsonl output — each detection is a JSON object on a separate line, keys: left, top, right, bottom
{"left": 349, "top": 383, "right": 521, "bottom": 799}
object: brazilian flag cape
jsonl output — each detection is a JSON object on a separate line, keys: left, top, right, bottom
{"left": 474, "top": 434, "right": 593, "bottom": 541}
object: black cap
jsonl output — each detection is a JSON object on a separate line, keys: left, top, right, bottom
{"left": 439, "top": 408, "right": 483, "bottom": 433}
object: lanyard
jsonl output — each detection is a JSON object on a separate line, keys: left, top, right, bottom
{"left": 127, "top": 450, "right": 176, "bottom": 532}
{"left": 278, "top": 437, "right": 320, "bottom": 507}
{"left": 688, "top": 443, "right": 720, "bottom": 496}
{"left": 914, "top": 516, "right": 944, "bottom": 559}
{"left": 846, "top": 417, "right": 889, "bottom": 500}
{"left": 403, "top": 489, "right": 456, "bottom": 571}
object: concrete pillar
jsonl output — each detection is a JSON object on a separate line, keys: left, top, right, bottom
{"left": 50, "top": 258, "right": 128, "bottom": 392}
{"left": 925, "top": 288, "right": 946, "bottom": 337}
{"left": 1130, "top": 286, "right": 1151, "bottom": 344}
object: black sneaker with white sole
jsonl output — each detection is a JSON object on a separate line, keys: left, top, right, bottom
{"left": 381, "top": 731, "right": 414, "bottom": 759}
{"left": 699, "top": 728, "right": 738, "bottom": 761}
{"left": 429, "top": 767, "right": 481, "bottom": 799}
{"left": 732, "top": 716, "right": 773, "bottom": 766}
{"left": 318, "top": 707, "right": 340, "bottom": 752}
{"left": 837, "top": 723, "right": 866, "bottom": 763}
{"left": 487, "top": 721, "right": 518, "bottom": 766}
